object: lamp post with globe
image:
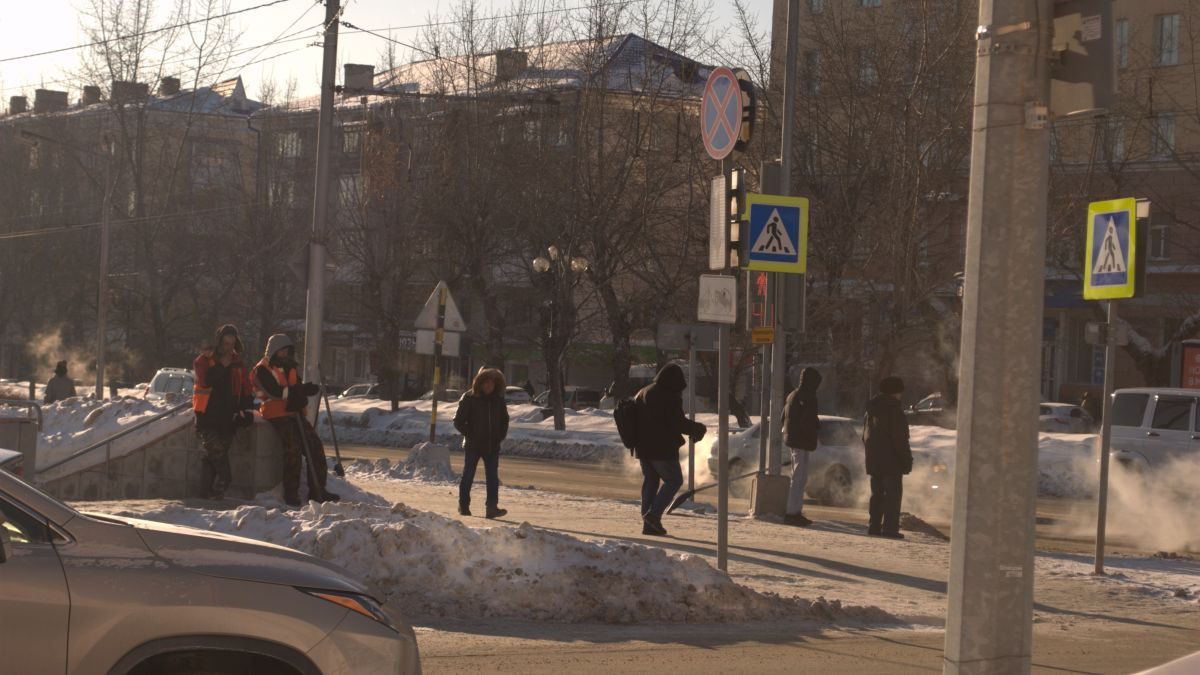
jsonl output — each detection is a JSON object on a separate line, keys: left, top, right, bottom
{"left": 532, "top": 245, "right": 589, "bottom": 431}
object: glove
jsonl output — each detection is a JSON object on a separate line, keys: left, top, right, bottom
{"left": 301, "top": 382, "right": 321, "bottom": 397}
{"left": 286, "top": 387, "right": 308, "bottom": 412}
{"left": 236, "top": 410, "right": 255, "bottom": 428}
{"left": 688, "top": 422, "right": 707, "bottom": 442}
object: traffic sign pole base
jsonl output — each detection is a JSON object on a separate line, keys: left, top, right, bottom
{"left": 749, "top": 474, "right": 790, "bottom": 518}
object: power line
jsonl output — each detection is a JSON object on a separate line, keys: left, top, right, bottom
{"left": 0, "top": 0, "right": 297, "bottom": 64}
{"left": 0, "top": 200, "right": 272, "bottom": 242}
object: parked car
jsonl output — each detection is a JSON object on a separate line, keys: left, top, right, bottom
{"left": 419, "top": 388, "right": 462, "bottom": 403}
{"left": 906, "top": 393, "right": 956, "bottom": 429}
{"left": 533, "top": 386, "right": 604, "bottom": 412}
{"left": 143, "top": 367, "right": 194, "bottom": 403}
{"left": 340, "top": 383, "right": 382, "bottom": 399}
{"left": 1038, "top": 403, "right": 1093, "bottom": 433}
{"left": 0, "top": 468, "right": 420, "bottom": 674}
{"left": 505, "top": 386, "right": 532, "bottom": 405}
{"left": 1109, "top": 388, "right": 1200, "bottom": 473}
{"left": 709, "top": 416, "right": 865, "bottom": 505}
{"left": 0, "top": 448, "right": 21, "bottom": 477}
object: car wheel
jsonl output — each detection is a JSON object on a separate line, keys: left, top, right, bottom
{"left": 823, "top": 464, "right": 854, "bottom": 507}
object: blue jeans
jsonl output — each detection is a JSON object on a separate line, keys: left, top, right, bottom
{"left": 460, "top": 449, "right": 500, "bottom": 508}
{"left": 640, "top": 459, "right": 683, "bottom": 519}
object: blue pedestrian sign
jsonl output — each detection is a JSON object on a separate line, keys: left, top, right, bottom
{"left": 742, "top": 193, "right": 809, "bottom": 273}
{"left": 1084, "top": 198, "right": 1138, "bottom": 300}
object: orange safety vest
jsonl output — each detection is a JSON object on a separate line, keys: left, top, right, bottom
{"left": 254, "top": 360, "right": 300, "bottom": 419}
{"left": 193, "top": 356, "right": 214, "bottom": 413}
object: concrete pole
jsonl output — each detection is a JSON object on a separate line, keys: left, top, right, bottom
{"left": 1094, "top": 301, "right": 1118, "bottom": 574}
{"left": 944, "top": 0, "right": 1052, "bottom": 673}
{"left": 767, "top": 0, "right": 801, "bottom": 475}
{"left": 687, "top": 334, "right": 697, "bottom": 497}
{"left": 302, "top": 0, "right": 341, "bottom": 413}
{"left": 717, "top": 158, "right": 732, "bottom": 572}
{"left": 429, "top": 286, "right": 447, "bottom": 444}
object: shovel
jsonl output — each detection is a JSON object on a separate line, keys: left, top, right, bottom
{"left": 317, "top": 372, "right": 346, "bottom": 478}
{"left": 666, "top": 469, "right": 761, "bottom": 515}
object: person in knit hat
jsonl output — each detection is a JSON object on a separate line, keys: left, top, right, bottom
{"left": 863, "top": 376, "right": 913, "bottom": 538}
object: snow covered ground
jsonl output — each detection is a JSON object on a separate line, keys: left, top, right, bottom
{"left": 0, "top": 396, "right": 190, "bottom": 478}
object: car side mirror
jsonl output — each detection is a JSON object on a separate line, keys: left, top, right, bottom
{"left": 0, "top": 520, "right": 11, "bottom": 564}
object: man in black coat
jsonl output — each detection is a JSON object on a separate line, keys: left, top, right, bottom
{"left": 454, "top": 368, "right": 510, "bottom": 519}
{"left": 782, "top": 367, "right": 822, "bottom": 527}
{"left": 633, "top": 363, "right": 706, "bottom": 536}
{"left": 863, "top": 376, "right": 913, "bottom": 538}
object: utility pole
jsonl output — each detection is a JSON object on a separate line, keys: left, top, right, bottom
{"left": 94, "top": 138, "right": 113, "bottom": 400}
{"left": 944, "top": 0, "right": 1052, "bottom": 673}
{"left": 302, "top": 0, "right": 341, "bottom": 409}
{"left": 1094, "top": 301, "right": 1117, "bottom": 574}
{"left": 767, "top": 0, "right": 801, "bottom": 475}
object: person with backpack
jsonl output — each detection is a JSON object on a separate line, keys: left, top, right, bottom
{"left": 782, "top": 367, "right": 822, "bottom": 527}
{"left": 627, "top": 363, "right": 706, "bottom": 536}
{"left": 454, "top": 367, "right": 510, "bottom": 519}
{"left": 863, "top": 376, "right": 913, "bottom": 538}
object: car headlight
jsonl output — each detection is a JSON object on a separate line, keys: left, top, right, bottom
{"left": 932, "top": 463, "right": 948, "bottom": 474}
{"left": 299, "top": 588, "right": 398, "bottom": 632}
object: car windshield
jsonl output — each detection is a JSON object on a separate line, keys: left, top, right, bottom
{"left": 819, "top": 421, "right": 859, "bottom": 446}
{"left": 151, "top": 373, "right": 193, "bottom": 395}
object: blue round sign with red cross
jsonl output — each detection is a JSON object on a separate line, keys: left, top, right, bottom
{"left": 701, "top": 67, "right": 744, "bottom": 160}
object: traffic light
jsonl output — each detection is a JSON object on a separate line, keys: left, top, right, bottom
{"left": 728, "top": 167, "right": 747, "bottom": 267}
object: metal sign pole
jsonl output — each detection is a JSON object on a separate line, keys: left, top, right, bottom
{"left": 1094, "top": 300, "right": 1118, "bottom": 574}
{"left": 717, "top": 158, "right": 732, "bottom": 572}
{"left": 687, "top": 332, "right": 697, "bottom": 498}
{"left": 429, "top": 286, "right": 447, "bottom": 444}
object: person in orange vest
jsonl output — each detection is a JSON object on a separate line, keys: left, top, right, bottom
{"left": 192, "top": 324, "right": 255, "bottom": 500}
{"left": 253, "top": 333, "right": 339, "bottom": 507}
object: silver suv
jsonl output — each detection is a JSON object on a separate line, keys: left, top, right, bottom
{"left": 0, "top": 468, "right": 420, "bottom": 674}
{"left": 1109, "top": 387, "right": 1199, "bottom": 472}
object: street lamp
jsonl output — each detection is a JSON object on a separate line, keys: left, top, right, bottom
{"left": 532, "top": 245, "right": 588, "bottom": 431}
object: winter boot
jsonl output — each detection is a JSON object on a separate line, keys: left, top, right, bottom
{"left": 284, "top": 494, "right": 302, "bottom": 508}
{"left": 881, "top": 531, "right": 905, "bottom": 540}
{"left": 784, "top": 513, "right": 813, "bottom": 527}
{"left": 642, "top": 514, "right": 667, "bottom": 536}
{"left": 485, "top": 506, "right": 508, "bottom": 519}
{"left": 458, "top": 505, "right": 472, "bottom": 517}
{"left": 867, "top": 526, "right": 882, "bottom": 536}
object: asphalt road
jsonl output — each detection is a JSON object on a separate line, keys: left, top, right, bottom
{"left": 335, "top": 443, "right": 1127, "bottom": 556}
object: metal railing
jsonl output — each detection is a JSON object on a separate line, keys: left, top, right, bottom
{"left": 0, "top": 399, "right": 44, "bottom": 431}
{"left": 36, "top": 401, "right": 192, "bottom": 482}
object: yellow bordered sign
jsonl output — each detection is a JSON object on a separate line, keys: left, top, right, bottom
{"left": 741, "top": 193, "right": 809, "bottom": 273}
{"left": 751, "top": 326, "right": 775, "bottom": 344}
{"left": 1084, "top": 198, "right": 1137, "bottom": 300}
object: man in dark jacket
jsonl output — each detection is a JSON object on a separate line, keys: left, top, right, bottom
{"left": 863, "top": 376, "right": 913, "bottom": 538}
{"left": 43, "top": 361, "right": 77, "bottom": 404}
{"left": 454, "top": 368, "right": 510, "bottom": 519}
{"left": 633, "top": 363, "right": 706, "bottom": 536}
{"left": 192, "top": 324, "right": 255, "bottom": 499}
{"left": 782, "top": 367, "right": 822, "bottom": 527}
{"left": 253, "top": 334, "right": 339, "bottom": 507}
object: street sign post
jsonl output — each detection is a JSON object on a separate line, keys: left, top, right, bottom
{"left": 743, "top": 193, "right": 809, "bottom": 274}
{"left": 751, "top": 327, "right": 775, "bottom": 344}
{"left": 1088, "top": 197, "right": 1149, "bottom": 576}
{"left": 698, "top": 275, "right": 738, "bottom": 325}
{"left": 415, "top": 281, "right": 466, "bottom": 443}
{"left": 700, "top": 67, "right": 748, "bottom": 161}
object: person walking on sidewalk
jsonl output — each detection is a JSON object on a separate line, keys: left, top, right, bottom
{"left": 454, "top": 368, "right": 510, "bottom": 519}
{"left": 633, "top": 363, "right": 706, "bottom": 537}
{"left": 43, "top": 360, "right": 77, "bottom": 404}
{"left": 253, "top": 334, "right": 339, "bottom": 507}
{"left": 192, "top": 324, "right": 255, "bottom": 499}
{"left": 863, "top": 376, "right": 913, "bottom": 539}
{"left": 782, "top": 367, "right": 823, "bottom": 527}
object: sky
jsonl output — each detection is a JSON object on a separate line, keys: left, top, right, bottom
{"left": 0, "top": 0, "right": 774, "bottom": 104}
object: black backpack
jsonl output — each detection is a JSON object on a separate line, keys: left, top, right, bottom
{"left": 614, "top": 398, "right": 640, "bottom": 455}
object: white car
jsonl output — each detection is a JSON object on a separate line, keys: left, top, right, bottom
{"left": 0, "top": 448, "right": 21, "bottom": 477}
{"left": 143, "top": 368, "right": 194, "bottom": 403}
{"left": 709, "top": 416, "right": 864, "bottom": 505}
{"left": 340, "top": 383, "right": 381, "bottom": 399}
{"left": 1039, "top": 403, "right": 1093, "bottom": 433}
{"left": 1109, "top": 388, "right": 1200, "bottom": 473}
{"left": 505, "top": 387, "right": 532, "bottom": 405}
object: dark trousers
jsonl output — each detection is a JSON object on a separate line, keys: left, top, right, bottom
{"left": 869, "top": 474, "right": 903, "bottom": 534}
{"left": 640, "top": 459, "right": 683, "bottom": 519}
{"left": 460, "top": 449, "right": 500, "bottom": 508}
{"left": 269, "top": 415, "right": 328, "bottom": 499}
{"left": 196, "top": 428, "right": 233, "bottom": 496}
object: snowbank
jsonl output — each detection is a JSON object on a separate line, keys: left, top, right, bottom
{"left": 345, "top": 442, "right": 459, "bottom": 483}
{"left": 7, "top": 397, "right": 190, "bottom": 477}
{"left": 111, "top": 499, "right": 897, "bottom": 625}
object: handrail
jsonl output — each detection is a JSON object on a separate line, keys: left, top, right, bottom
{"left": 36, "top": 400, "right": 192, "bottom": 475}
{"left": 0, "top": 399, "right": 43, "bottom": 431}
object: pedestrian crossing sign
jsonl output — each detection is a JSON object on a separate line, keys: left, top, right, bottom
{"left": 1084, "top": 198, "right": 1138, "bottom": 300}
{"left": 743, "top": 193, "right": 808, "bottom": 273}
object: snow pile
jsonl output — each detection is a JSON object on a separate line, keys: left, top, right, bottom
{"left": 346, "top": 443, "right": 459, "bottom": 483}
{"left": 253, "top": 472, "right": 389, "bottom": 507}
{"left": 113, "top": 500, "right": 898, "bottom": 625}
{"left": 27, "top": 397, "right": 190, "bottom": 477}
{"left": 1039, "top": 552, "right": 1200, "bottom": 604}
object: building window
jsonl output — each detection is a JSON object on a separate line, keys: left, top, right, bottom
{"left": 1116, "top": 19, "right": 1130, "bottom": 69}
{"left": 1155, "top": 14, "right": 1180, "bottom": 66}
{"left": 803, "top": 51, "right": 820, "bottom": 95}
{"left": 859, "top": 49, "right": 878, "bottom": 86}
{"left": 860, "top": 0, "right": 881, "bottom": 7}
{"left": 809, "top": 0, "right": 824, "bottom": 12}
{"left": 339, "top": 174, "right": 363, "bottom": 212}
{"left": 270, "top": 178, "right": 296, "bottom": 208}
{"left": 27, "top": 144, "right": 40, "bottom": 170}
{"left": 1151, "top": 115, "right": 1175, "bottom": 159}
{"left": 1150, "top": 220, "right": 1170, "bottom": 260}
{"left": 342, "top": 127, "right": 362, "bottom": 155}
{"left": 276, "top": 130, "right": 301, "bottom": 158}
